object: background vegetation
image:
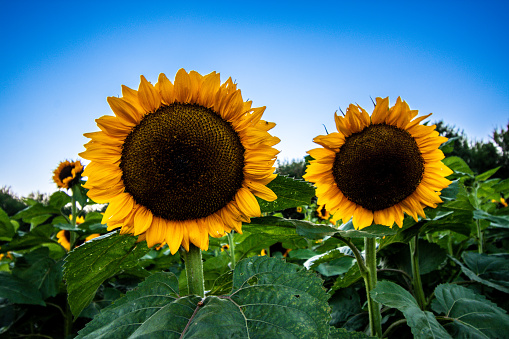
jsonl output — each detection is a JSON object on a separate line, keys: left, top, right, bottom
{"left": 0, "top": 121, "right": 508, "bottom": 338}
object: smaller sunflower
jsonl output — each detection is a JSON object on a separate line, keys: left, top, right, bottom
{"left": 57, "top": 230, "right": 71, "bottom": 251}
{"left": 53, "top": 160, "right": 84, "bottom": 189}
{"left": 221, "top": 244, "right": 230, "bottom": 252}
{"left": 69, "top": 215, "right": 85, "bottom": 224}
{"left": 304, "top": 97, "right": 453, "bottom": 229}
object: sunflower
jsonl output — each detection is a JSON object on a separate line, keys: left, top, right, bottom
{"left": 69, "top": 215, "right": 85, "bottom": 224}
{"left": 53, "top": 160, "right": 84, "bottom": 189}
{"left": 304, "top": 97, "right": 453, "bottom": 229}
{"left": 57, "top": 230, "right": 71, "bottom": 251}
{"left": 80, "top": 69, "right": 279, "bottom": 254}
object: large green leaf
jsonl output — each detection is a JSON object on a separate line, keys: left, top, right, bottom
{"left": 63, "top": 232, "right": 150, "bottom": 317}
{"left": 370, "top": 280, "right": 451, "bottom": 339}
{"left": 0, "top": 272, "right": 45, "bottom": 306}
{"left": 258, "top": 175, "right": 315, "bottom": 213}
{"left": 78, "top": 256, "right": 331, "bottom": 338}
{"left": 13, "top": 247, "right": 63, "bottom": 299}
{"left": 432, "top": 283, "right": 509, "bottom": 338}
{"left": 450, "top": 252, "right": 509, "bottom": 293}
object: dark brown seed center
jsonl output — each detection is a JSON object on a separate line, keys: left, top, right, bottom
{"left": 120, "top": 103, "right": 245, "bottom": 221}
{"left": 59, "top": 166, "right": 73, "bottom": 182}
{"left": 332, "top": 124, "right": 424, "bottom": 211}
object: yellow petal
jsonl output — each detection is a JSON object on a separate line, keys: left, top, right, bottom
{"left": 166, "top": 221, "right": 183, "bottom": 255}
{"left": 133, "top": 206, "right": 154, "bottom": 235}
{"left": 107, "top": 97, "right": 140, "bottom": 126}
{"left": 138, "top": 75, "right": 161, "bottom": 112}
{"left": 235, "top": 187, "right": 261, "bottom": 217}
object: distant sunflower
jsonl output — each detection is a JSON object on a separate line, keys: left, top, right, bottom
{"left": 80, "top": 69, "right": 279, "bottom": 254}
{"left": 53, "top": 160, "right": 84, "bottom": 189}
{"left": 304, "top": 97, "right": 453, "bottom": 229}
{"left": 57, "top": 230, "right": 71, "bottom": 251}
{"left": 69, "top": 215, "right": 85, "bottom": 224}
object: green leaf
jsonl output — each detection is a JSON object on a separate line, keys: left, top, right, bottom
{"left": 244, "top": 216, "right": 303, "bottom": 240}
{"left": 439, "top": 137, "right": 459, "bottom": 154}
{"left": 0, "top": 208, "right": 15, "bottom": 241}
{"left": 432, "top": 283, "right": 509, "bottom": 338}
{"left": 12, "top": 203, "right": 61, "bottom": 222}
{"left": 48, "top": 191, "right": 71, "bottom": 209}
{"left": 443, "top": 156, "right": 473, "bottom": 176}
{"left": 13, "top": 247, "right": 63, "bottom": 299}
{"left": 258, "top": 175, "right": 315, "bottom": 213}
{"left": 329, "top": 327, "right": 377, "bottom": 338}
{"left": 330, "top": 264, "right": 362, "bottom": 292}
{"left": 335, "top": 221, "right": 398, "bottom": 238}
{"left": 493, "top": 178, "right": 509, "bottom": 193}
{"left": 329, "top": 286, "right": 362, "bottom": 328}
{"left": 63, "top": 232, "right": 150, "bottom": 317}
{"left": 0, "top": 272, "right": 45, "bottom": 305}
{"left": 78, "top": 256, "right": 331, "bottom": 338}
{"left": 304, "top": 248, "right": 350, "bottom": 270}
{"left": 371, "top": 280, "right": 451, "bottom": 339}
{"left": 450, "top": 252, "right": 509, "bottom": 293}
{"left": 1, "top": 223, "right": 58, "bottom": 252}
{"left": 473, "top": 209, "right": 509, "bottom": 228}
{"left": 475, "top": 167, "right": 500, "bottom": 181}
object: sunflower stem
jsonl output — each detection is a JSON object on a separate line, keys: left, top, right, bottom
{"left": 410, "top": 236, "right": 426, "bottom": 310}
{"left": 183, "top": 244, "right": 205, "bottom": 297}
{"left": 228, "top": 231, "right": 236, "bottom": 269}
{"left": 363, "top": 237, "right": 383, "bottom": 338}
{"left": 69, "top": 185, "right": 79, "bottom": 248}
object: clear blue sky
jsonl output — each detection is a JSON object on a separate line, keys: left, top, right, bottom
{"left": 1, "top": 1, "right": 508, "bottom": 196}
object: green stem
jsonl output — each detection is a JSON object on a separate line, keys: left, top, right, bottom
{"left": 476, "top": 219, "right": 483, "bottom": 254}
{"left": 69, "top": 185, "right": 78, "bottom": 248}
{"left": 64, "top": 300, "right": 73, "bottom": 337}
{"left": 409, "top": 236, "right": 426, "bottom": 310}
{"left": 228, "top": 231, "right": 236, "bottom": 269}
{"left": 364, "top": 237, "right": 383, "bottom": 338}
{"left": 183, "top": 243, "right": 205, "bottom": 297}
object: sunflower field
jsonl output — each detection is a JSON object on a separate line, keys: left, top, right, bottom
{"left": 1, "top": 70, "right": 509, "bottom": 339}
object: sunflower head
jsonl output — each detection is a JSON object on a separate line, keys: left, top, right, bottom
{"left": 69, "top": 215, "right": 85, "bottom": 224}
{"left": 57, "top": 230, "right": 71, "bottom": 251}
{"left": 80, "top": 69, "right": 279, "bottom": 254}
{"left": 53, "top": 160, "right": 84, "bottom": 189}
{"left": 304, "top": 97, "right": 453, "bottom": 229}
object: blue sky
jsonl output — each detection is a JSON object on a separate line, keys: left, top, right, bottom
{"left": 1, "top": 1, "right": 508, "bottom": 196}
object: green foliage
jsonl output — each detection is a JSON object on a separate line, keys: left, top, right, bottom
{"left": 432, "top": 283, "right": 509, "bottom": 338}
{"left": 276, "top": 158, "right": 307, "bottom": 179}
{"left": 77, "top": 257, "right": 331, "bottom": 338}
{"left": 371, "top": 281, "right": 451, "bottom": 338}
{"left": 63, "top": 233, "right": 151, "bottom": 317}
{"left": 258, "top": 174, "right": 315, "bottom": 212}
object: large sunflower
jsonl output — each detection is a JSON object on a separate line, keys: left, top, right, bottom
{"left": 80, "top": 69, "right": 279, "bottom": 254}
{"left": 303, "top": 97, "right": 453, "bottom": 229}
{"left": 52, "top": 160, "right": 84, "bottom": 189}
